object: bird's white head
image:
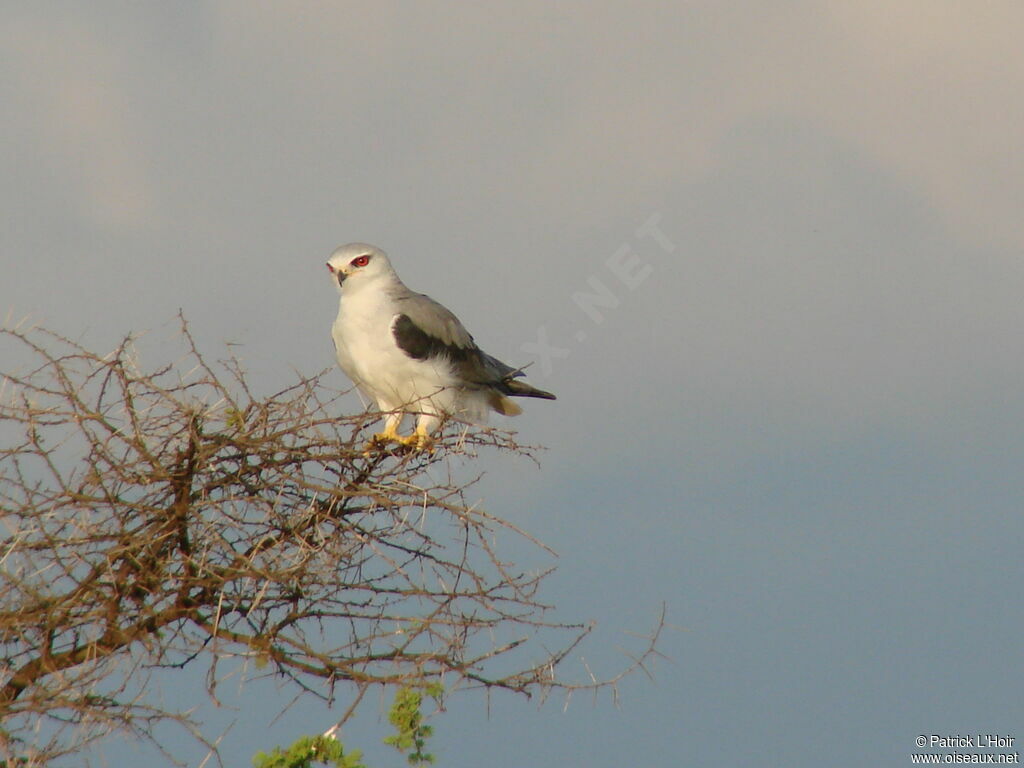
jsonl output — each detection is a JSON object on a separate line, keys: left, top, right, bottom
{"left": 325, "top": 243, "right": 396, "bottom": 294}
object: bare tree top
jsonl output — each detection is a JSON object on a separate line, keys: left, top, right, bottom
{"left": 0, "top": 318, "right": 661, "bottom": 766}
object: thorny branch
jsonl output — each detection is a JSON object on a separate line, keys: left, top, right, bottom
{"left": 0, "top": 318, "right": 663, "bottom": 765}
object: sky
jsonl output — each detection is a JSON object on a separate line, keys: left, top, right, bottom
{"left": 3, "top": 2, "right": 1024, "bottom": 766}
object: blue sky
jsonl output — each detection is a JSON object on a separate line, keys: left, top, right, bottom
{"left": 4, "top": 3, "right": 1024, "bottom": 766}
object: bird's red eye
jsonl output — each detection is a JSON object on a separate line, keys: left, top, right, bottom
{"left": 351, "top": 255, "right": 370, "bottom": 268}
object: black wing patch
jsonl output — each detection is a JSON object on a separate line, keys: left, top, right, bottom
{"left": 391, "top": 313, "right": 556, "bottom": 399}
{"left": 392, "top": 314, "right": 473, "bottom": 363}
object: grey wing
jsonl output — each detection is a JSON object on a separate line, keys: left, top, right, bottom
{"left": 392, "top": 291, "right": 476, "bottom": 350}
{"left": 390, "top": 293, "right": 507, "bottom": 387}
{"left": 390, "top": 291, "right": 556, "bottom": 400}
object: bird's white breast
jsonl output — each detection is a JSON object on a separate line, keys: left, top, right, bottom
{"left": 332, "top": 281, "right": 459, "bottom": 412}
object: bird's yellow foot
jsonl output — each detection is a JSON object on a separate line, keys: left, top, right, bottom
{"left": 396, "top": 431, "right": 435, "bottom": 453}
{"left": 363, "top": 427, "right": 401, "bottom": 455}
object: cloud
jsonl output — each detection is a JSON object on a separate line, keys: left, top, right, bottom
{"left": 4, "top": 0, "right": 1024, "bottom": 419}
{"left": 1, "top": 9, "right": 159, "bottom": 233}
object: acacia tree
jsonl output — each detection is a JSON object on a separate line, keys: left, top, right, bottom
{"left": 0, "top": 320, "right": 660, "bottom": 766}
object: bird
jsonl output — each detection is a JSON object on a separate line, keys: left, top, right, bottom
{"left": 326, "top": 243, "right": 556, "bottom": 452}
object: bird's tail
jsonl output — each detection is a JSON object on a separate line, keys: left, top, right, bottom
{"left": 502, "top": 378, "right": 557, "bottom": 401}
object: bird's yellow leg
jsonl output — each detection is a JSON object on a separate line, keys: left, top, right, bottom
{"left": 397, "top": 424, "right": 435, "bottom": 453}
{"left": 371, "top": 421, "right": 401, "bottom": 444}
{"left": 365, "top": 414, "right": 402, "bottom": 454}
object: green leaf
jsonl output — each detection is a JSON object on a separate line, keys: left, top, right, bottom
{"left": 252, "top": 734, "right": 365, "bottom": 768}
{"left": 384, "top": 686, "right": 440, "bottom": 767}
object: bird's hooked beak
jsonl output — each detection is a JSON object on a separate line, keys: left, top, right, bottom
{"left": 326, "top": 262, "right": 346, "bottom": 285}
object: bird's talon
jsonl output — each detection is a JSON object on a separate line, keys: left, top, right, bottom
{"left": 396, "top": 432, "right": 434, "bottom": 453}
{"left": 363, "top": 431, "right": 397, "bottom": 456}
{"left": 362, "top": 430, "right": 434, "bottom": 456}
